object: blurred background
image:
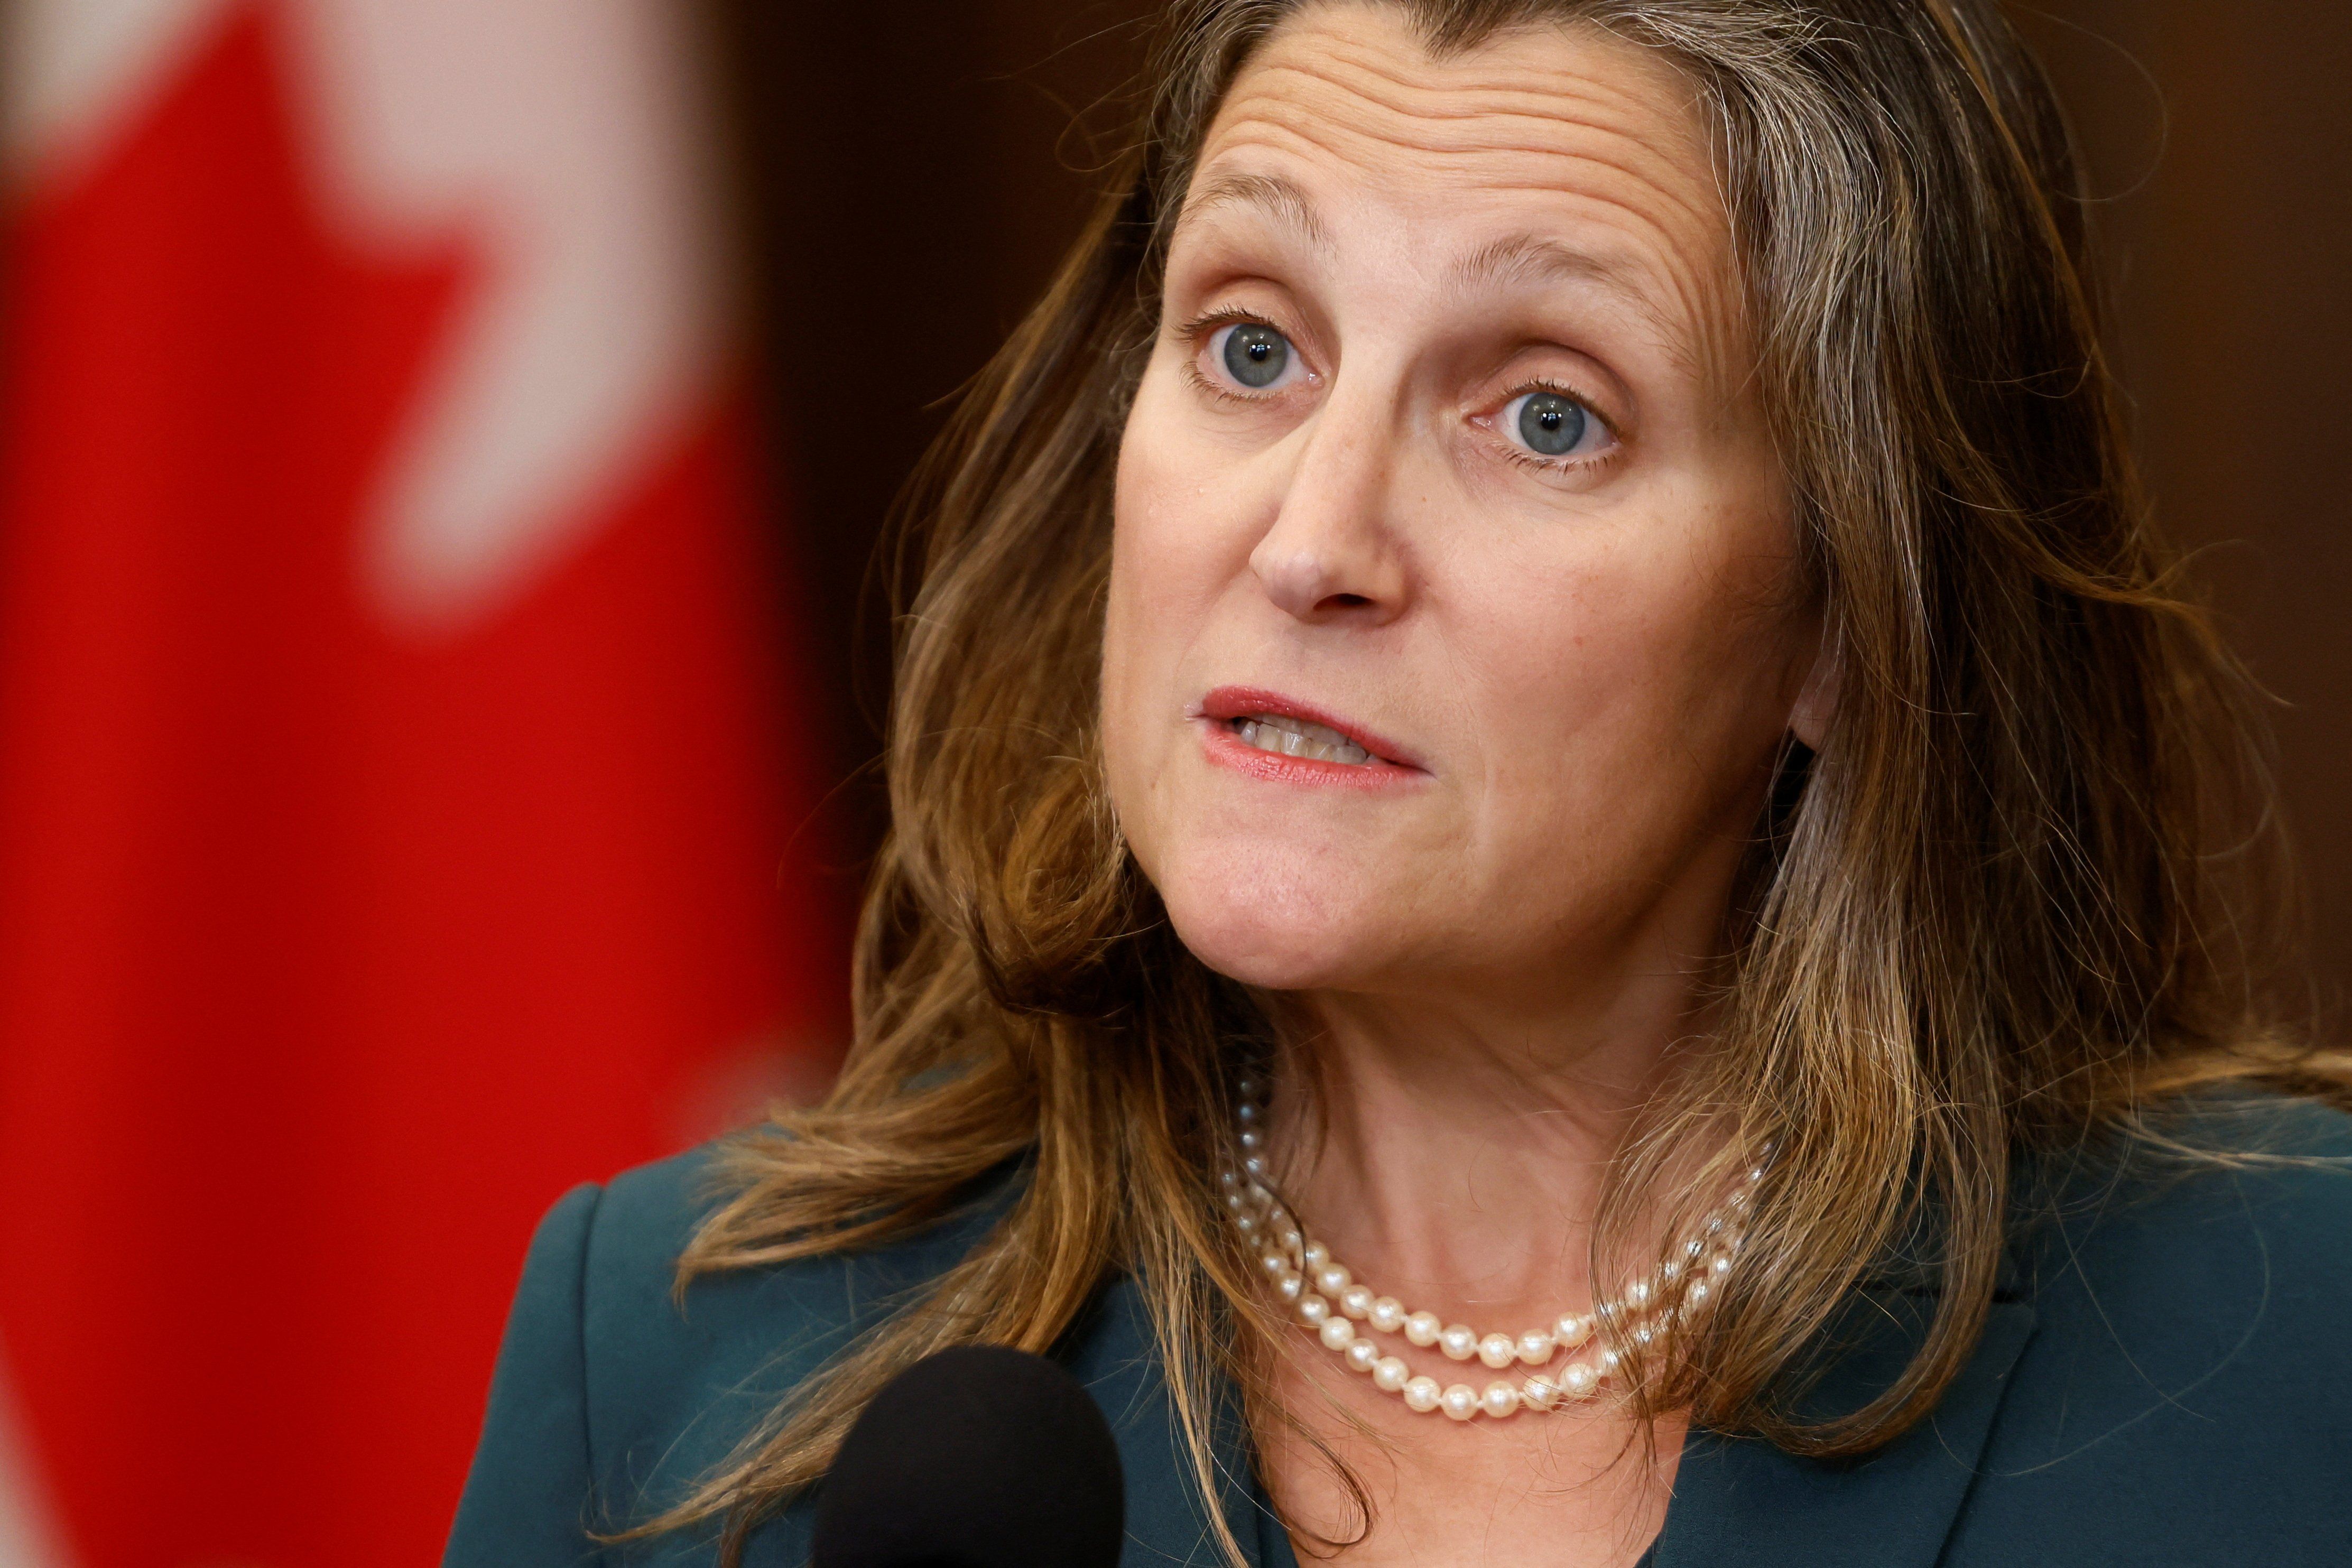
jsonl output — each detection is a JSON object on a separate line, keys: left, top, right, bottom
{"left": 0, "top": 2, "right": 2340, "bottom": 1565}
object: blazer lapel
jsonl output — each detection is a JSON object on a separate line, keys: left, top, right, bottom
{"left": 1654, "top": 1280, "right": 2036, "bottom": 1568}
{"left": 1066, "top": 1274, "right": 1277, "bottom": 1568}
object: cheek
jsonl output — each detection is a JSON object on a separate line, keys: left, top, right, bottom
{"left": 1099, "top": 460, "right": 1159, "bottom": 836}
{"left": 1457, "top": 522, "right": 1804, "bottom": 847}
{"left": 1101, "top": 383, "right": 1225, "bottom": 856}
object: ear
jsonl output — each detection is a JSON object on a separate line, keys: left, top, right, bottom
{"left": 1789, "top": 635, "right": 1838, "bottom": 750}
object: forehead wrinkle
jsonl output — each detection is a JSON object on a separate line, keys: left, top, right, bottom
{"left": 1221, "top": 57, "right": 1720, "bottom": 253}
{"left": 1242, "top": 33, "right": 1716, "bottom": 201}
{"left": 1206, "top": 100, "right": 1706, "bottom": 278}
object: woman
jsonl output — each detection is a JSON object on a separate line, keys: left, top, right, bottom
{"left": 447, "top": 2, "right": 2352, "bottom": 1564}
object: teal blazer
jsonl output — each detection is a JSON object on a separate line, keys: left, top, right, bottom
{"left": 446, "top": 1097, "right": 2352, "bottom": 1566}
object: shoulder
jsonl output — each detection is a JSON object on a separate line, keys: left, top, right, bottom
{"left": 2008, "top": 1091, "right": 2352, "bottom": 1328}
{"left": 581, "top": 1142, "right": 1016, "bottom": 1506}
{"left": 1952, "top": 1093, "right": 2352, "bottom": 1560}
{"left": 446, "top": 1138, "right": 1016, "bottom": 1565}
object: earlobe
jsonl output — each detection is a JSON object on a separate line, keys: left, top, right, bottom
{"left": 1789, "top": 639, "right": 1838, "bottom": 750}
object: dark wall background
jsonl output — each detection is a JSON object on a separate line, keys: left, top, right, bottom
{"left": 701, "top": 0, "right": 1154, "bottom": 882}
{"left": 2022, "top": 4, "right": 2352, "bottom": 1008}
{"left": 710, "top": 1, "right": 2352, "bottom": 1007}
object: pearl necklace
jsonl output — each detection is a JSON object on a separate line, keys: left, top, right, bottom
{"left": 1218, "top": 1079, "right": 1761, "bottom": 1422}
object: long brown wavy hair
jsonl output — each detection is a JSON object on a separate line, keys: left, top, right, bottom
{"left": 635, "top": 1, "right": 2345, "bottom": 1561}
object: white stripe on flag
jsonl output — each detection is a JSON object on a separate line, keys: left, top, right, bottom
{"left": 0, "top": 1347, "right": 68, "bottom": 1568}
{"left": 2, "top": 0, "right": 237, "bottom": 185}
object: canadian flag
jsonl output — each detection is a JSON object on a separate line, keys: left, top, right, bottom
{"left": 0, "top": 3, "right": 838, "bottom": 1565}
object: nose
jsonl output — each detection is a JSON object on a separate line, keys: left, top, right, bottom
{"left": 1247, "top": 388, "right": 1409, "bottom": 625}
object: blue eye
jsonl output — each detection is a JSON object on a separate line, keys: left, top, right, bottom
{"left": 1219, "top": 322, "right": 1291, "bottom": 388}
{"left": 1507, "top": 389, "right": 1603, "bottom": 458}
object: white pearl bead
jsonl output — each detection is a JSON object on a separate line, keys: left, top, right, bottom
{"left": 1439, "top": 1324, "right": 1478, "bottom": 1361}
{"left": 1599, "top": 1348, "right": 1621, "bottom": 1374}
{"left": 1235, "top": 1213, "right": 1257, "bottom": 1236}
{"left": 1345, "top": 1337, "right": 1382, "bottom": 1374}
{"left": 1560, "top": 1361, "right": 1599, "bottom": 1399}
{"left": 1219, "top": 1170, "right": 1239, "bottom": 1190}
{"left": 1660, "top": 1258, "right": 1682, "bottom": 1282}
{"left": 1516, "top": 1329, "right": 1555, "bottom": 1366}
{"left": 1276, "top": 1270, "right": 1304, "bottom": 1302}
{"left": 1684, "top": 1280, "right": 1710, "bottom": 1308}
{"left": 1298, "top": 1293, "right": 1330, "bottom": 1325}
{"left": 1521, "top": 1375, "right": 1561, "bottom": 1412}
{"left": 1684, "top": 1237, "right": 1706, "bottom": 1261}
{"left": 1238, "top": 1130, "right": 1262, "bottom": 1152}
{"left": 1302, "top": 1240, "right": 1330, "bottom": 1270}
{"left": 1373, "top": 1356, "right": 1411, "bottom": 1393}
{"left": 1339, "top": 1284, "right": 1374, "bottom": 1320}
{"left": 1624, "top": 1278, "right": 1653, "bottom": 1310}
{"left": 1632, "top": 1324, "right": 1655, "bottom": 1347}
{"left": 1477, "top": 1333, "right": 1517, "bottom": 1369}
{"left": 1319, "top": 1316, "right": 1356, "bottom": 1351}
{"left": 1243, "top": 1155, "right": 1266, "bottom": 1177}
{"left": 1236, "top": 1101, "right": 1258, "bottom": 1123}
{"left": 1403, "top": 1375, "right": 1443, "bottom": 1413}
{"left": 1481, "top": 1380, "right": 1521, "bottom": 1419}
{"left": 1404, "top": 1311, "right": 1442, "bottom": 1347}
{"left": 1225, "top": 1193, "right": 1247, "bottom": 1213}
{"left": 1277, "top": 1227, "right": 1303, "bottom": 1255}
{"left": 1441, "top": 1384, "right": 1480, "bottom": 1421}
{"left": 1260, "top": 1251, "right": 1285, "bottom": 1275}
{"left": 1710, "top": 1253, "right": 1733, "bottom": 1278}
{"left": 1368, "top": 1296, "right": 1406, "bottom": 1334}
{"left": 1554, "top": 1313, "right": 1591, "bottom": 1348}
{"left": 1315, "top": 1263, "right": 1352, "bottom": 1296}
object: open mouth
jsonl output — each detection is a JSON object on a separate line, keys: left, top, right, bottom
{"left": 1226, "top": 713, "right": 1379, "bottom": 767}
{"left": 1197, "top": 685, "right": 1419, "bottom": 778}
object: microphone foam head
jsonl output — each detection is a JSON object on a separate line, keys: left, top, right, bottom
{"left": 811, "top": 1344, "right": 1126, "bottom": 1568}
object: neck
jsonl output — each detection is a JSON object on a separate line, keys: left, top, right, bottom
{"left": 1264, "top": 960, "right": 1715, "bottom": 1326}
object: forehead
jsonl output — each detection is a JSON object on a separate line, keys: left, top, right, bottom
{"left": 1182, "top": 4, "right": 1735, "bottom": 364}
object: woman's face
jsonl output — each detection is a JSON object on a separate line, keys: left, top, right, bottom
{"left": 1102, "top": 4, "right": 1822, "bottom": 1020}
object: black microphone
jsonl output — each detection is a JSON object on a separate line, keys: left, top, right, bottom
{"left": 811, "top": 1345, "right": 1127, "bottom": 1568}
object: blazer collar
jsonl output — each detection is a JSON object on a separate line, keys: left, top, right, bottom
{"left": 1064, "top": 1275, "right": 1276, "bottom": 1567}
{"left": 1655, "top": 1289, "right": 2036, "bottom": 1566}
{"left": 1071, "top": 1250, "right": 2037, "bottom": 1568}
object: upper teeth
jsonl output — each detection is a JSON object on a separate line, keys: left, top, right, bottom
{"left": 1235, "top": 715, "right": 1374, "bottom": 766}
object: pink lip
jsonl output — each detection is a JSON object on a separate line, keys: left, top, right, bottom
{"left": 1193, "top": 684, "right": 1428, "bottom": 787}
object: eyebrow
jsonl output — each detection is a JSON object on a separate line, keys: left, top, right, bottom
{"left": 1172, "top": 170, "right": 1336, "bottom": 255}
{"left": 1449, "top": 231, "right": 1692, "bottom": 369}
{"left": 1446, "top": 234, "right": 1653, "bottom": 316}
{"left": 1176, "top": 183, "right": 1660, "bottom": 321}
{"left": 1172, "top": 175, "right": 1703, "bottom": 377}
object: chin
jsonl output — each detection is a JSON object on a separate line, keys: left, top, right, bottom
{"left": 1152, "top": 853, "right": 1392, "bottom": 993}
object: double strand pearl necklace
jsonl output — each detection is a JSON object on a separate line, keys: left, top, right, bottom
{"left": 1218, "top": 1079, "right": 1762, "bottom": 1423}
